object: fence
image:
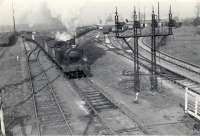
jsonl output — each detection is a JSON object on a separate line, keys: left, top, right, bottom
{"left": 185, "top": 88, "right": 200, "bottom": 121}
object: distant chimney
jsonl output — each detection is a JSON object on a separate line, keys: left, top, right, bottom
{"left": 12, "top": 0, "right": 16, "bottom": 33}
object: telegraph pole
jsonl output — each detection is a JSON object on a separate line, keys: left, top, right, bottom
{"left": 158, "top": 2, "right": 160, "bottom": 23}
{"left": 158, "top": 2, "right": 160, "bottom": 33}
{"left": 150, "top": 9, "right": 158, "bottom": 93}
{"left": 115, "top": 7, "right": 119, "bottom": 38}
{"left": 169, "top": 5, "right": 173, "bottom": 35}
{"left": 12, "top": 0, "right": 16, "bottom": 33}
{"left": 115, "top": 7, "right": 141, "bottom": 103}
{"left": 138, "top": 8, "right": 142, "bottom": 34}
{"left": 115, "top": 5, "right": 174, "bottom": 95}
{"left": 133, "top": 8, "right": 140, "bottom": 103}
{"left": 143, "top": 8, "right": 146, "bottom": 28}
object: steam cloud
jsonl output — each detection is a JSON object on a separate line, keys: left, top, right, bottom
{"left": 46, "top": 0, "right": 87, "bottom": 34}
{"left": 0, "top": 0, "right": 197, "bottom": 33}
{"left": 55, "top": 32, "right": 72, "bottom": 41}
{"left": 0, "top": 0, "right": 88, "bottom": 34}
{"left": 0, "top": 0, "right": 4, "bottom": 5}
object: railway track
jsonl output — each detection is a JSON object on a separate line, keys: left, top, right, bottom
{"left": 23, "top": 40, "right": 73, "bottom": 135}
{"left": 33, "top": 33, "right": 150, "bottom": 134}
{"left": 138, "top": 38, "right": 200, "bottom": 94}
{"left": 69, "top": 77, "right": 149, "bottom": 135}
{"left": 107, "top": 36, "right": 200, "bottom": 96}
{"left": 69, "top": 78, "right": 116, "bottom": 135}
{"left": 21, "top": 32, "right": 200, "bottom": 134}
{"left": 85, "top": 30, "right": 99, "bottom": 39}
{"left": 108, "top": 37, "right": 173, "bottom": 77}
{"left": 140, "top": 38, "right": 200, "bottom": 75}
{"left": 0, "top": 47, "right": 9, "bottom": 60}
{"left": 23, "top": 35, "right": 149, "bottom": 135}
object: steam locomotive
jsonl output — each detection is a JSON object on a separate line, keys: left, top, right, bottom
{"left": 36, "top": 36, "right": 90, "bottom": 78}
{"left": 22, "top": 33, "right": 90, "bottom": 78}
{"left": 21, "top": 25, "right": 97, "bottom": 78}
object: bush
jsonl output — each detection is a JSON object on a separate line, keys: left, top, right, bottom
{"left": 193, "top": 17, "right": 200, "bottom": 26}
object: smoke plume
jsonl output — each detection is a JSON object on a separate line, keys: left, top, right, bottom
{"left": 0, "top": 0, "right": 87, "bottom": 34}
{"left": 0, "top": 0, "right": 196, "bottom": 33}
{"left": 55, "top": 32, "right": 72, "bottom": 41}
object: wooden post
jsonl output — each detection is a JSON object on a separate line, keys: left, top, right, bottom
{"left": 195, "top": 95, "right": 198, "bottom": 115}
{"left": 0, "top": 88, "right": 5, "bottom": 136}
{"left": 32, "top": 32, "right": 35, "bottom": 40}
{"left": 0, "top": 106, "right": 6, "bottom": 136}
{"left": 134, "top": 92, "right": 140, "bottom": 104}
{"left": 185, "top": 87, "right": 188, "bottom": 113}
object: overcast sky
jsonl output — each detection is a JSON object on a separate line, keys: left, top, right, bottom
{"left": 0, "top": 0, "right": 198, "bottom": 27}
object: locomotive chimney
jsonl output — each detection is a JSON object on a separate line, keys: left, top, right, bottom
{"left": 71, "top": 35, "right": 76, "bottom": 48}
{"left": 74, "top": 35, "right": 76, "bottom": 45}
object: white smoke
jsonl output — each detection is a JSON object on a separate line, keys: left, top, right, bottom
{"left": 46, "top": 0, "right": 87, "bottom": 34}
{"left": 0, "top": 0, "right": 4, "bottom": 5}
{"left": 0, "top": 0, "right": 87, "bottom": 33}
{"left": 55, "top": 31, "right": 72, "bottom": 41}
{"left": 0, "top": 0, "right": 125, "bottom": 32}
{"left": 1, "top": 0, "right": 195, "bottom": 32}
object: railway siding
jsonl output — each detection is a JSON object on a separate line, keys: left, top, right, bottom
{"left": 108, "top": 36, "right": 200, "bottom": 98}
{"left": 69, "top": 78, "right": 149, "bottom": 135}
{"left": 23, "top": 40, "right": 72, "bottom": 135}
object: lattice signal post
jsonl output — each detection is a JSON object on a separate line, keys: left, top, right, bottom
{"left": 114, "top": 5, "right": 174, "bottom": 100}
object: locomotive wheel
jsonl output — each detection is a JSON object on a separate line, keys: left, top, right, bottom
{"left": 67, "top": 72, "right": 72, "bottom": 79}
{"left": 65, "top": 71, "right": 88, "bottom": 79}
{"left": 83, "top": 73, "right": 87, "bottom": 77}
{"left": 66, "top": 73, "right": 70, "bottom": 79}
{"left": 70, "top": 72, "right": 74, "bottom": 79}
{"left": 72, "top": 72, "right": 76, "bottom": 79}
{"left": 75, "top": 71, "right": 80, "bottom": 78}
{"left": 82, "top": 71, "right": 86, "bottom": 77}
{"left": 78, "top": 71, "right": 82, "bottom": 78}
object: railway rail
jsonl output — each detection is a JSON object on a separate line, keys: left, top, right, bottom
{"left": 140, "top": 38, "right": 200, "bottom": 75}
{"left": 69, "top": 77, "right": 149, "bottom": 135}
{"left": 23, "top": 39, "right": 73, "bottom": 135}
{"left": 106, "top": 35, "right": 200, "bottom": 96}
{"left": 138, "top": 38, "right": 200, "bottom": 95}
{"left": 69, "top": 78, "right": 116, "bottom": 135}
{"left": 0, "top": 47, "right": 9, "bottom": 60}
{"left": 23, "top": 35, "right": 149, "bottom": 135}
